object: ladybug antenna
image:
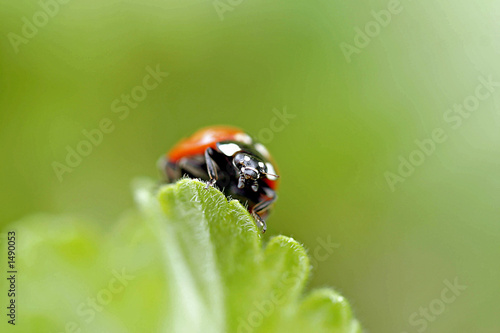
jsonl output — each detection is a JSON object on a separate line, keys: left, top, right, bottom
{"left": 262, "top": 171, "right": 279, "bottom": 179}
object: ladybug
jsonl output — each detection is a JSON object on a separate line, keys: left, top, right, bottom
{"left": 158, "top": 126, "right": 279, "bottom": 232}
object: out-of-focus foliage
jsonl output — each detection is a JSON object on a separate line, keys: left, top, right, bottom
{"left": 0, "top": 179, "right": 360, "bottom": 333}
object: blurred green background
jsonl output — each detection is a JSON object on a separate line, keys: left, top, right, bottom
{"left": 1, "top": 0, "right": 499, "bottom": 331}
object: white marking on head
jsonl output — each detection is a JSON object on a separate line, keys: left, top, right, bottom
{"left": 217, "top": 143, "right": 241, "bottom": 156}
{"left": 254, "top": 143, "right": 270, "bottom": 159}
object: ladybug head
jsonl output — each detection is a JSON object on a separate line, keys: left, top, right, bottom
{"left": 233, "top": 152, "right": 279, "bottom": 192}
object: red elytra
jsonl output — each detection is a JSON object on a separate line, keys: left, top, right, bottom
{"left": 168, "top": 126, "right": 244, "bottom": 162}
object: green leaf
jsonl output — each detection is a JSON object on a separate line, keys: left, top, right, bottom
{"left": 1, "top": 178, "right": 361, "bottom": 333}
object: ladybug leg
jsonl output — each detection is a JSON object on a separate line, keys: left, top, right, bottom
{"left": 157, "top": 156, "right": 179, "bottom": 183}
{"left": 250, "top": 189, "right": 277, "bottom": 233}
{"left": 178, "top": 157, "right": 207, "bottom": 179}
{"left": 251, "top": 212, "right": 267, "bottom": 233}
{"left": 204, "top": 147, "right": 218, "bottom": 189}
